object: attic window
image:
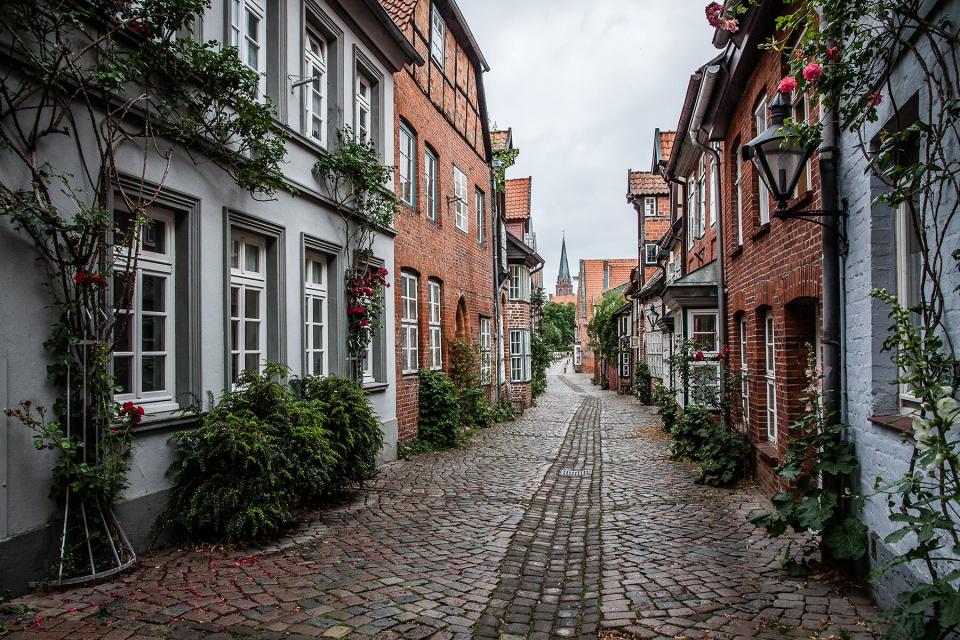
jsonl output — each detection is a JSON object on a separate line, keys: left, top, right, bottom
{"left": 430, "top": 4, "right": 445, "bottom": 68}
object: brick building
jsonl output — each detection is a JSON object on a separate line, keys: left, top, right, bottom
{"left": 627, "top": 130, "right": 675, "bottom": 285}
{"left": 502, "top": 176, "right": 543, "bottom": 410}
{"left": 574, "top": 258, "right": 634, "bottom": 379}
{"left": 691, "top": 4, "right": 825, "bottom": 496}
{"left": 382, "top": 0, "right": 495, "bottom": 441}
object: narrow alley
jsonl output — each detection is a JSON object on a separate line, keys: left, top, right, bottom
{"left": 1, "top": 362, "right": 880, "bottom": 640}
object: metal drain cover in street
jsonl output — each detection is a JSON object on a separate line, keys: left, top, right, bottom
{"left": 560, "top": 469, "right": 591, "bottom": 477}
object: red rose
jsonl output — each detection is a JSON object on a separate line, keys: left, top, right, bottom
{"left": 694, "top": 351, "right": 705, "bottom": 361}
{"left": 74, "top": 272, "right": 86, "bottom": 285}
{"left": 825, "top": 46, "right": 841, "bottom": 62}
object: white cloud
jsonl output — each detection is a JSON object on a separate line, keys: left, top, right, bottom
{"left": 458, "top": 0, "right": 717, "bottom": 288}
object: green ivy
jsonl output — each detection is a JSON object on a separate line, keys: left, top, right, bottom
{"left": 416, "top": 370, "right": 463, "bottom": 450}
{"left": 447, "top": 339, "right": 494, "bottom": 431}
{"left": 635, "top": 363, "right": 653, "bottom": 405}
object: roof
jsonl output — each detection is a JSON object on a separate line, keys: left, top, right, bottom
{"left": 491, "top": 129, "right": 512, "bottom": 152}
{"left": 558, "top": 236, "right": 571, "bottom": 280}
{"left": 628, "top": 170, "right": 669, "bottom": 197}
{"left": 506, "top": 230, "right": 544, "bottom": 269}
{"left": 637, "top": 270, "right": 665, "bottom": 300}
{"left": 379, "top": 0, "right": 416, "bottom": 26}
{"left": 659, "top": 130, "right": 676, "bottom": 163}
{"left": 505, "top": 177, "right": 532, "bottom": 221}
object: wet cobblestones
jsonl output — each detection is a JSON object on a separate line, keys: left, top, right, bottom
{"left": 0, "top": 366, "right": 881, "bottom": 639}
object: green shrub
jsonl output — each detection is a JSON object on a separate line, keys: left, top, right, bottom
{"left": 294, "top": 375, "right": 383, "bottom": 491}
{"left": 447, "top": 339, "right": 494, "bottom": 430}
{"left": 669, "top": 403, "right": 751, "bottom": 487}
{"left": 653, "top": 383, "right": 678, "bottom": 431}
{"left": 162, "top": 364, "right": 336, "bottom": 542}
{"left": 493, "top": 396, "right": 516, "bottom": 422}
{"left": 635, "top": 363, "right": 653, "bottom": 404}
{"left": 417, "top": 369, "right": 462, "bottom": 449}
{"left": 599, "top": 376, "right": 609, "bottom": 390}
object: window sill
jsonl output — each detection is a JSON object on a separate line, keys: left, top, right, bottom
{"left": 402, "top": 371, "right": 420, "bottom": 378}
{"left": 454, "top": 227, "right": 469, "bottom": 235}
{"left": 751, "top": 222, "right": 771, "bottom": 240}
{"left": 134, "top": 410, "right": 200, "bottom": 435}
{"left": 755, "top": 441, "right": 780, "bottom": 464}
{"left": 729, "top": 244, "right": 743, "bottom": 259}
{"left": 363, "top": 381, "right": 389, "bottom": 394}
{"left": 870, "top": 414, "right": 913, "bottom": 436}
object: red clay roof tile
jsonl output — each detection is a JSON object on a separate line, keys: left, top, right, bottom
{"left": 505, "top": 177, "right": 532, "bottom": 221}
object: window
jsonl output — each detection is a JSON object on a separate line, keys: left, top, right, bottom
{"left": 895, "top": 201, "right": 923, "bottom": 410}
{"left": 355, "top": 73, "right": 372, "bottom": 142}
{"left": 644, "top": 197, "right": 657, "bottom": 217}
{"left": 479, "top": 317, "right": 492, "bottom": 384}
{"left": 430, "top": 4, "right": 445, "bottom": 68}
{"left": 710, "top": 143, "right": 720, "bottom": 227}
{"left": 754, "top": 97, "right": 770, "bottom": 224}
{"left": 686, "top": 175, "right": 697, "bottom": 248}
{"left": 399, "top": 123, "right": 416, "bottom": 207}
{"left": 476, "top": 189, "right": 485, "bottom": 244}
{"left": 453, "top": 165, "right": 468, "bottom": 232}
{"left": 304, "top": 253, "right": 328, "bottom": 377}
{"left": 229, "top": 231, "right": 268, "bottom": 384}
{"left": 734, "top": 144, "right": 744, "bottom": 245}
{"left": 510, "top": 329, "right": 531, "bottom": 383}
{"left": 428, "top": 279, "right": 442, "bottom": 370}
{"left": 618, "top": 315, "right": 630, "bottom": 379}
{"left": 739, "top": 317, "right": 749, "bottom": 423}
{"left": 400, "top": 272, "right": 419, "bottom": 373}
{"left": 425, "top": 148, "right": 438, "bottom": 222}
{"left": 230, "top": 0, "right": 265, "bottom": 97}
{"left": 792, "top": 92, "right": 812, "bottom": 197}
{"left": 698, "top": 155, "right": 707, "bottom": 236}
{"left": 688, "top": 311, "right": 720, "bottom": 406}
{"left": 508, "top": 264, "right": 530, "bottom": 302}
{"left": 644, "top": 242, "right": 659, "bottom": 265}
{"left": 113, "top": 208, "right": 176, "bottom": 410}
{"left": 764, "top": 311, "right": 777, "bottom": 443}
{"left": 304, "top": 28, "right": 327, "bottom": 146}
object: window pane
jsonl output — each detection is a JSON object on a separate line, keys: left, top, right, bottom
{"left": 232, "top": 354, "right": 240, "bottom": 383}
{"left": 245, "top": 243, "right": 260, "bottom": 273}
{"left": 312, "top": 297, "right": 322, "bottom": 322}
{"left": 231, "top": 240, "right": 240, "bottom": 269}
{"left": 312, "top": 324, "right": 322, "bottom": 350}
{"left": 231, "top": 320, "right": 239, "bottom": 350}
{"left": 142, "top": 218, "right": 166, "bottom": 254}
{"left": 114, "top": 356, "right": 133, "bottom": 394}
{"left": 230, "top": 286, "right": 240, "bottom": 317}
{"left": 245, "top": 289, "right": 261, "bottom": 319}
{"left": 114, "top": 320, "right": 132, "bottom": 352}
{"left": 113, "top": 271, "right": 134, "bottom": 310}
{"left": 245, "top": 321, "right": 260, "bottom": 350}
{"left": 141, "top": 316, "right": 165, "bottom": 352}
{"left": 141, "top": 355, "right": 164, "bottom": 392}
{"left": 313, "top": 352, "right": 324, "bottom": 376}
{"left": 141, "top": 275, "right": 165, "bottom": 312}
{"left": 244, "top": 353, "right": 260, "bottom": 373}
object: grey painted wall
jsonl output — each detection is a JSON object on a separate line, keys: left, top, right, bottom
{"left": 0, "top": 0, "right": 404, "bottom": 594}
{"left": 838, "top": 0, "right": 960, "bottom": 608}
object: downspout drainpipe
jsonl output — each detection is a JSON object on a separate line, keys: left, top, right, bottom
{"left": 490, "top": 161, "right": 503, "bottom": 407}
{"left": 689, "top": 64, "right": 731, "bottom": 425}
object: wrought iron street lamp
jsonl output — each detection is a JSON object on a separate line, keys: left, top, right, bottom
{"left": 742, "top": 92, "right": 814, "bottom": 215}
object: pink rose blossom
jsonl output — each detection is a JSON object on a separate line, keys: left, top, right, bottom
{"left": 825, "top": 46, "right": 841, "bottom": 62}
{"left": 867, "top": 92, "right": 883, "bottom": 106}
{"left": 777, "top": 76, "right": 798, "bottom": 94}
{"left": 802, "top": 62, "right": 823, "bottom": 82}
{"left": 723, "top": 19, "right": 739, "bottom": 33}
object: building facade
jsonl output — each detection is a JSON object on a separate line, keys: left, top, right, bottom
{"left": 574, "top": 258, "right": 634, "bottom": 379}
{"left": 381, "top": 0, "right": 495, "bottom": 442}
{"left": 0, "top": 0, "right": 416, "bottom": 594}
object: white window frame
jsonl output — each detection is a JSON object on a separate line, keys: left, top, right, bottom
{"left": 510, "top": 329, "right": 531, "bottom": 383}
{"left": 618, "top": 315, "right": 631, "bottom": 378}
{"left": 425, "top": 147, "right": 438, "bottom": 222}
{"left": 479, "top": 317, "right": 492, "bottom": 384}
{"left": 508, "top": 264, "right": 530, "bottom": 302}
{"left": 399, "top": 123, "right": 416, "bottom": 207}
{"left": 735, "top": 146, "right": 744, "bottom": 245}
{"left": 644, "top": 242, "right": 659, "bottom": 265}
{"left": 430, "top": 4, "right": 445, "bottom": 68}
{"left": 698, "top": 154, "right": 707, "bottom": 235}
{"left": 453, "top": 165, "right": 468, "bottom": 232}
{"left": 754, "top": 97, "right": 770, "bottom": 224}
{"left": 739, "top": 317, "right": 749, "bottom": 424}
{"left": 230, "top": 0, "right": 266, "bottom": 98}
{"left": 428, "top": 279, "right": 442, "bottom": 370}
{"left": 710, "top": 143, "right": 720, "bottom": 227}
{"left": 303, "top": 253, "right": 328, "bottom": 377}
{"left": 400, "top": 272, "right": 419, "bottom": 374}
{"left": 686, "top": 175, "right": 697, "bottom": 248}
{"left": 764, "top": 311, "right": 777, "bottom": 443}
{"left": 355, "top": 73, "right": 372, "bottom": 142}
{"left": 476, "top": 188, "right": 485, "bottom": 244}
{"left": 229, "top": 231, "right": 268, "bottom": 386}
{"left": 688, "top": 311, "right": 720, "bottom": 406}
{"left": 113, "top": 207, "right": 177, "bottom": 412}
{"left": 895, "top": 201, "right": 923, "bottom": 411}
{"left": 689, "top": 311, "right": 719, "bottom": 353}
{"left": 304, "top": 27, "right": 327, "bottom": 147}
{"left": 644, "top": 196, "right": 657, "bottom": 217}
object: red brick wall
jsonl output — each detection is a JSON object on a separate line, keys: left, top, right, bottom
{"left": 681, "top": 150, "right": 720, "bottom": 274}
{"left": 720, "top": 41, "right": 824, "bottom": 496}
{"left": 391, "top": 5, "right": 493, "bottom": 443}
{"left": 504, "top": 297, "right": 532, "bottom": 410}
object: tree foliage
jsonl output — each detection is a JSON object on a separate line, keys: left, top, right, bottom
{"left": 542, "top": 301, "right": 576, "bottom": 352}
{"left": 586, "top": 290, "right": 626, "bottom": 368}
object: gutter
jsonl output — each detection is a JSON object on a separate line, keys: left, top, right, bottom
{"left": 360, "top": 0, "right": 423, "bottom": 67}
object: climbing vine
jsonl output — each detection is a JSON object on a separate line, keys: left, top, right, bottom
{"left": 0, "top": 0, "right": 287, "bottom": 580}
{"left": 313, "top": 129, "right": 399, "bottom": 380}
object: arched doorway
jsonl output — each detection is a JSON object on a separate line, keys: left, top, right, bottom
{"left": 455, "top": 297, "right": 468, "bottom": 339}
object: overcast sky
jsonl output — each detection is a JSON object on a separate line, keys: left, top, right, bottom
{"left": 457, "top": 0, "right": 718, "bottom": 292}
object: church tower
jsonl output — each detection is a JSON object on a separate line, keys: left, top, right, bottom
{"left": 555, "top": 235, "right": 574, "bottom": 297}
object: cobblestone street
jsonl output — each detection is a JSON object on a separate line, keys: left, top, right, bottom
{"left": 1, "top": 364, "right": 881, "bottom": 640}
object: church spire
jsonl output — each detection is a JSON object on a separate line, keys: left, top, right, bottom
{"left": 555, "top": 234, "right": 574, "bottom": 297}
